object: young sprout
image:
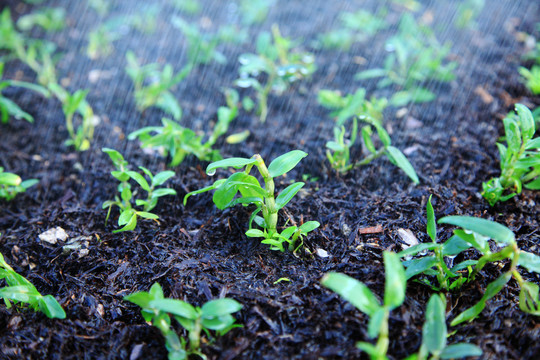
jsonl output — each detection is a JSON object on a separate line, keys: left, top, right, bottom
{"left": 519, "top": 66, "right": 540, "bottom": 95}
{"left": 102, "top": 148, "right": 176, "bottom": 233}
{"left": 125, "top": 51, "right": 190, "bottom": 120}
{"left": 16, "top": 7, "right": 66, "bottom": 32}
{"left": 236, "top": 24, "right": 316, "bottom": 122}
{"left": 0, "top": 167, "right": 38, "bottom": 201}
{"left": 125, "top": 283, "right": 242, "bottom": 360}
{"left": 356, "top": 14, "right": 456, "bottom": 106}
{"left": 322, "top": 252, "right": 406, "bottom": 360}
{"left": 0, "top": 250, "right": 65, "bottom": 319}
{"left": 48, "top": 84, "right": 99, "bottom": 151}
{"left": 482, "top": 104, "right": 540, "bottom": 206}
{"left": 184, "top": 150, "right": 320, "bottom": 252}
{"left": 129, "top": 90, "right": 242, "bottom": 167}
{"left": 86, "top": 17, "right": 125, "bottom": 59}
{"left": 318, "top": 88, "right": 388, "bottom": 126}
{"left": 0, "top": 62, "right": 49, "bottom": 124}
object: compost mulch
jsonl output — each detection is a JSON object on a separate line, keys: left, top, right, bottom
{"left": 1, "top": 0, "right": 539, "bottom": 359}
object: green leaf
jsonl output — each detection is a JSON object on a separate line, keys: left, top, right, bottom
{"left": 386, "top": 146, "right": 419, "bottom": 184}
{"left": 450, "top": 271, "right": 511, "bottom": 326}
{"left": 426, "top": 195, "right": 436, "bottom": 242}
{"left": 152, "top": 171, "right": 175, "bottom": 186}
{"left": 515, "top": 104, "right": 535, "bottom": 143}
{"left": 0, "top": 172, "right": 21, "bottom": 186}
{"left": 438, "top": 216, "right": 515, "bottom": 245}
{"left": 503, "top": 116, "right": 521, "bottom": 156}
{"left": 152, "top": 188, "right": 177, "bottom": 198}
{"left": 383, "top": 251, "right": 406, "bottom": 310}
{"left": 518, "top": 251, "right": 540, "bottom": 274}
{"left": 525, "top": 137, "right": 540, "bottom": 150}
{"left": 299, "top": 221, "right": 320, "bottom": 233}
{"left": 518, "top": 281, "right": 540, "bottom": 315}
{"left": 183, "top": 179, "right": 226, "bottom": 205}
{"left": 267, "top": 150, "right": 308, "bottom": 178}
{"left": 245, "top": 229, "right": 265, "bottom": 238}
{"left": 355, "top": 68, "right": 387, "bottom": 80}
{"left": 442, "top": 235, "right": 472, "bottom": 256}
{"left": 422, "top": 294, "right": 446, "bottom": 354}
{"left": 440, "top": 343, "right": 482, "bottom": 359}
{"left": 321, "top": 272, "right": 380, "bottom": 316}
{"left": 136, "top": 211, "right": 159, "bottom": 220}
{"left": 150, "top": 298, "right": 198, "bottom": 320}
{"left": 403, "top": 256, "right": 438, "bottom": 280}
{"left": 275, "top": 182, "right": 304, "bottom": 210}
{"left": 156, "top": 91, "right": 182, "bottom": 120}
{"left": 38, "top": 295, "right": 66, "bottom": 319}
{"left": 201, "top": 298, "right": 242, "bottom": 317}
{"left": 126, "top": 171, "right": 150, "bottom": 191}
{"left": 398, "top": 243, "right": 440, "bottom": 258}
{"left": 367, "top": 307, "right": 386, "bottom": 338}
{"left": 206, "top": 157, "right": 257, "bottom": 175}
{"left": 356, "top": 342, "right": 386, "bottom": 359}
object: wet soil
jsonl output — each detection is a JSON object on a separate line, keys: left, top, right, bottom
{"left": 1, "top": 0, "right": 539, "bottom": 359}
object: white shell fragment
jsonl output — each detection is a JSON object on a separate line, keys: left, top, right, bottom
{"left": 397, "top": 228, "right": 419, "bottom": 249}
{"left": 316, "top": 248, "right": 329, "bottom": 258}
{"left": 38, "top": 227, "right": 69, "bottom": 244}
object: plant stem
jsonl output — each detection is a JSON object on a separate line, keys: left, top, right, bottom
{"left": 354, "top": 147, "right": 387, "bottom": 168}
{"left": 253, "top": 154, "right": 277, "bottom": 236}
{"left": 375, "top": 309, "right": 390, "bottom": 360}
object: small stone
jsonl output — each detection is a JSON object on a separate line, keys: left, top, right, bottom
{"left": 38, "top": 227, "right": 69, "bottom": 244}
{"left": 316, "top": 248, "right": 329, "bottom": 258}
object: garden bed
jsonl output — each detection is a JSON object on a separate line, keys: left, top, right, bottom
{"left": 1, "top": 0, "right": 539, "bottom": 359}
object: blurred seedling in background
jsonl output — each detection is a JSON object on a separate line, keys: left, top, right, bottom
{"left": 322, "top": 252, "right": 406, "bottom": 360}
{"left": 356, "top": 14, "right": 456, "bottom": 107}
{"left": 316, "top": 9, "right": 387, "bottom": 51}
{"left": 405, "top": 294, "right": 482, "bottom": 360}
{"left": 88, "top": 0, "right": 110, "bottom": 17}
{"left": 0, "top": 167, "right": 38, "bottom": 201}
{"left": 481, "top": 104, "right": 540, "bottom": 206}
{"left": 0, "top": 62, "right": 49, "bottom": 124}
{"left": 17, "top": 7, "right": 66, "bottom": 32}
{"left": 87, "top": 17, "right": 127, "bottom": 59}
{"left": 318, "top": 88, "right": 387, "bottom": 126}
{"left": 129, "top": 89, "right": 244, "bottom": 167}
{"left": 125, "top": 51, "right": 191, "bottom": 120}
{"left": 239, "top": 0, "right": 274, "bottom": 25}
{"left": 171, "top": 17, "right": 247, "bottom": 66}
{"left": 170, "top": 0, "right": 201, "bottom": 15}
{"left": 125, "top": 282, "right": 242, "bottom": 360}
{"left": 454, "top": 0, "right": 485, "bottom": 29}
{"left": 519, "top": 66, "right": 540, "bottom": 95}
{"left": 0, "top": 9, "right": 59, "bottom": 87}
{"left": 0, "top": 249, "right": 65, "bottom": 319}
{"left": 102, "top": 148, "right": 176, "bottom": 233}
{"left": 435, "top": 216, "right": 540, "bottom": 324}
{"left": 48, "top": 84, "right": 99, "bottom": 151}
{"left": 184, "top": 150, "right": 320, "bottom": 252}
{"left": 236, "top": 24, "right": 315, "bottom": 122}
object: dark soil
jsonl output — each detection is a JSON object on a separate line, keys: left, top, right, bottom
{"left": 1, "top": 0, "right": 539, "bottom": 359}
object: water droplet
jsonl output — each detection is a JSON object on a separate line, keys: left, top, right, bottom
{"left": 207, "top": 169, "right": 216, "bottom": 176}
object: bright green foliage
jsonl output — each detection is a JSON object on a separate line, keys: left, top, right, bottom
{"left": 0, "top": 9, "right": 58, "bottom": 87}
{"left": 125, "top": 282, "right": 242, "bottom": 360}
{"left": 482, "top": 104, "right": 540, "bottom": 206}
{"left": 0, "top": 167, "right": 38, "bottom": 201}
{"left": 0, "top": 62, "right": 49, "bottom": 123}
{"left": 318, "top": 88, "right": 387, "bottom": 126}
{"left": 236, "top": 25, "right": 316, "bottom": 122}
{"left": 239, "top": 0, "right": 273, "bottom": 25}
{"left": 406, "top": 294, "right": 482, "bottom": 360}
{"left": 129, "top": 93, "right": 239, "bottom": 167}
{"left": 48, "top": 83, "right": 98, "bottom": 151}
{"left": 171, "top": 17, "right": 247, "bottom": 66}
{"left": 316, "top": 9, "right": 387, "bottom": 51}
{"left": 184, "top": 151, "right": 320, "bottom": 252}
{"left": 356, "top": 14, "right": 456, "bottom": 106}
{"left": 519, "top": 66, "right": 540, "bottom": 95}
{"left": 125, "top": 51, "right": 190, "bottom": 120}
{"left": 321, "top": 252, "right": 406, "bottom": 360}
{"left": 17, "top": 7, "right": 66, "bottom": 32}
{"left": 102, "top": 148, "right": 177, "bottom": 233}
{"left": 0, "top": 250, "right": 65, "bottom": 319}
{"left": 326, "top": 114, "right": 419, "bottom": 183}
{"left": 436, "top": 216, "right": 540, "bottom": 324}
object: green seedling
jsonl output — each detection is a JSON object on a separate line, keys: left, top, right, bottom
{"left": 17, "top": 7, "right": 66, "bottom": 32}
{"left": 405, "top": 294, "right": 482, "bottom": 360}
{"left": 126, "top": 51, "right": 190, "bottom": 120}
{"left": 48, "top": 83, "right": 98, "bottom": 151}
{"left": 326, "top": 115, "right": 419, "bottom": 183}
{"left": 86, "top": 17, "right": 126, "bottom": 59}
{"left": 236, "top": 24, "right": 315, "bottom": 122}
{"left": 239, "top": 0, "right": 273, "bottom": 25}
{"left": 436, "top": 216, "right": 540, "bottom": 324}
{"left": 129, "top": 90, "right": 242, "bottom": 167}
{"left": 482, "top": 104, "right": 540, "bottom": 206}
{"left": 356, "top": 14, "right": 456, "bottom": 106}
{"left": 398, "top": 195, "right": 477, "bottom": 291}
{"left": 316, "top": 9, "right": 387, "bottom": 51}
{"left": 125, "top": 282, "right": 242, "bottom": 360}
{"left": 318, "top": 88, "right": 387, "bottom": 126}
{"left": 455, "top": 0, "right": 485, "bottom": 29}
{"left": 170, "top": 0, "right": 201, "bottom": 15}
{"left": 171, "top": 17, "right": 247, "bottom": 66}
{"left": 0, "top": 167, "right": 38, "bottom": 201}
{"left": 88, "top": 0, "right": 110, "bottom": 16}
{"left": 184, "top": 150, "right": 320, "bottom": 252}
{"left": 0, "top": 62, "right": 49, "bottom": 123}
{"left": 102, "top": 148, "right": 176, "bottom": 233}
{"left": 0, "top": 250, "right": 65, "bottom": 319}
{"left": 519, "top": 66, "right": 540, "bottom": 95}
{"left": 321, "top": 252, "right": 406, "bottom": 360}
